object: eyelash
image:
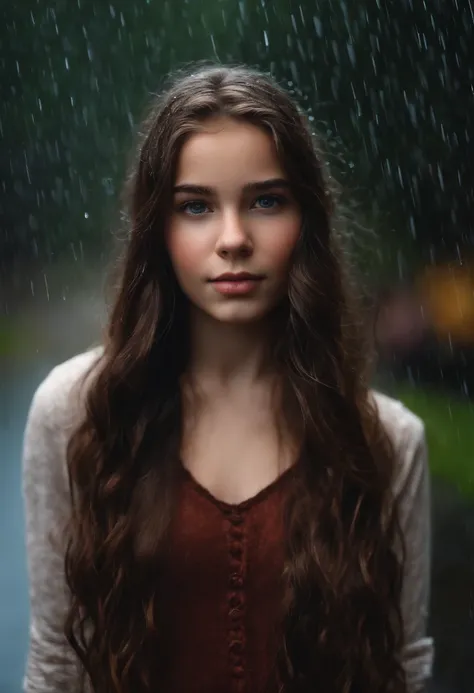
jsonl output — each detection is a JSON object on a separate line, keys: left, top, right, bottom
{"left": 178, "top": 194, "right": 287, "bottom": 216}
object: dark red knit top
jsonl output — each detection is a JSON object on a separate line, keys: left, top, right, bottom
{"left": 158, "top": 463, "right": 295, "bottom": 693}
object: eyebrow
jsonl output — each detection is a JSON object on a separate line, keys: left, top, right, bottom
{"left": 173, "top": 178, "right": 291, "bottom": 195}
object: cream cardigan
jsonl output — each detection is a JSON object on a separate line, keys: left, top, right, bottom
{"left": 22, "top": 348, "right": 434, "bottom": 692}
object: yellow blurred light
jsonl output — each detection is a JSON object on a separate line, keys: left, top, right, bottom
{"left": 419, "top": 264, "right": 474, "bottom": 344}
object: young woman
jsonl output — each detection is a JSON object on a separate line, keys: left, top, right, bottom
{"left": 22, "top": 65, "right": 433, "bottom": 693}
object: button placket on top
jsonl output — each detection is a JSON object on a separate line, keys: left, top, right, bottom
{"left": 226, "top": 508, "right": 246, "bottom": 691}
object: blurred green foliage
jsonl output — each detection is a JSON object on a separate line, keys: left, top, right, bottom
{"left": 395, "top": 383, "right": 474, "bottom": 499}
{"left": 0, "top": 318, "right": 30, "bottom": 358}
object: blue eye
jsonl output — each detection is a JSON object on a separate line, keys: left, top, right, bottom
{"left": 254, "top": 194, "right": 284, "bottom": 210}
{"left": 180, "top": 200, "right": 209, "bottom": 215}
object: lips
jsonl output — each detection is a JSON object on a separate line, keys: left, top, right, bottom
{"left": 209, "top": 272, "right": 265, "bottom": 296}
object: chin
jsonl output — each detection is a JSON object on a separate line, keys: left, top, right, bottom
{"left": 209, "top": 302, "right": 273, "bottom": 324}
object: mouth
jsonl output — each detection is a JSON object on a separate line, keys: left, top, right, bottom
{"left": 208, "top": 272, "right": 265, "bottom": 296}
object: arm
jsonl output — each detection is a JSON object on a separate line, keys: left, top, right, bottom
{"left": 396, "top": 421, "right": 434, "bottom": 692}
{"left": 22, "top": 375, "right": 81, "bottom": 692}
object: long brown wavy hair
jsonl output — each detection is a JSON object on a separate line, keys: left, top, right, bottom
{"left": 65, "top": 64, "right": 406, "bottom": 693}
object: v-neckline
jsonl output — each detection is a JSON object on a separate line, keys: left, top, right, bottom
{"left": 179, "top": 460, "right": 297, "bottom": 513}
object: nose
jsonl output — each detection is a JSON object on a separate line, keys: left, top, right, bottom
{"left": 215, "top": 210, "right": 253, "bottom": 259}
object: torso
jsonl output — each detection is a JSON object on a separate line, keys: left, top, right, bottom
{"left": 159, "top": 459, "right": 295, "bottom": 693}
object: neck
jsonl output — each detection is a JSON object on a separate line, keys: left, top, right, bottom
{"left": 187, "top": 308, "right": 275, "bottom": 386}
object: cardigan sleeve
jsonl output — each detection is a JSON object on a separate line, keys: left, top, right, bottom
{"left": 373, "top": 390, "right": 434, "bottom": 691}
{"left": 22, "top": 357, "right": 93, "bottom": 692}
{"left": 392, "top": 408, "right": 434, "bottom": 691}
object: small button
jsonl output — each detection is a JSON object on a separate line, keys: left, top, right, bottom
{"left": 230, "top": 543, "right": 243, "bottom": 558}
{"left": 229, "top": 573, "right": 243, "bottom": 588}
{"left": 229, "top": 627, "right": 244, "bottom": 641}
{"left": 229, "top": 640, "right": 244, "bottom": 654}
{"left": 229, "top": 512, "right": 243, "bottom": 526}
{"left": 229, "top": 594, "right": 242, "bottom": 609}
{"left": 230, "top": 530, "right": 244, "bottom": 545}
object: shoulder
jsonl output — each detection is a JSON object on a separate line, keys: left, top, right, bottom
{"left": 371, "top": 390, "right": 425, "bottom": 449}
{"left": 23, "top": 347, "right": 104, "bottom": 499}
{"left": 26, "top": 347, "right": 103, "bottom": 439}
{"left": 370, "top": 390, "right": 427, "bottom": 498}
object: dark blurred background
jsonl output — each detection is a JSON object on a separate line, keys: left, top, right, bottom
{"left": 1, "top": 1, "right": 473, "bottom": 691}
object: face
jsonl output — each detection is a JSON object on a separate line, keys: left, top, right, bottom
{"left": 165, "top": 117, "right": 302, "bottom": 324}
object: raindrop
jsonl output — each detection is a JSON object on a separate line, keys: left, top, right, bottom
{"left": 298, "top": 5, "right": 306, "bottom": 26}
{"left": 210, "top": 34, "right": 217, "bottom": 57}
{"left": 313, "top": 16, "right": 323, "bottom": 38}
{"left": 347, "top": 43, "right": 356, "bottom": 66}
{"left": 437, "top": 165, "right": 445, "bottom": 191}
{"left": 43, "top": 273, "right": 50, "bottom": 301}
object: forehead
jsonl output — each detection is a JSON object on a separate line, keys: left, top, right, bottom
{"left": 174, "top": 117, "right": 285, "bottom": 186}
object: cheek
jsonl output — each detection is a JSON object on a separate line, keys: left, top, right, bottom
{"left": 166, "top": 231, "right": 205, "bottom": 277}
{"left": 264, "top": 220, "right": 301, "bottom": 270}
